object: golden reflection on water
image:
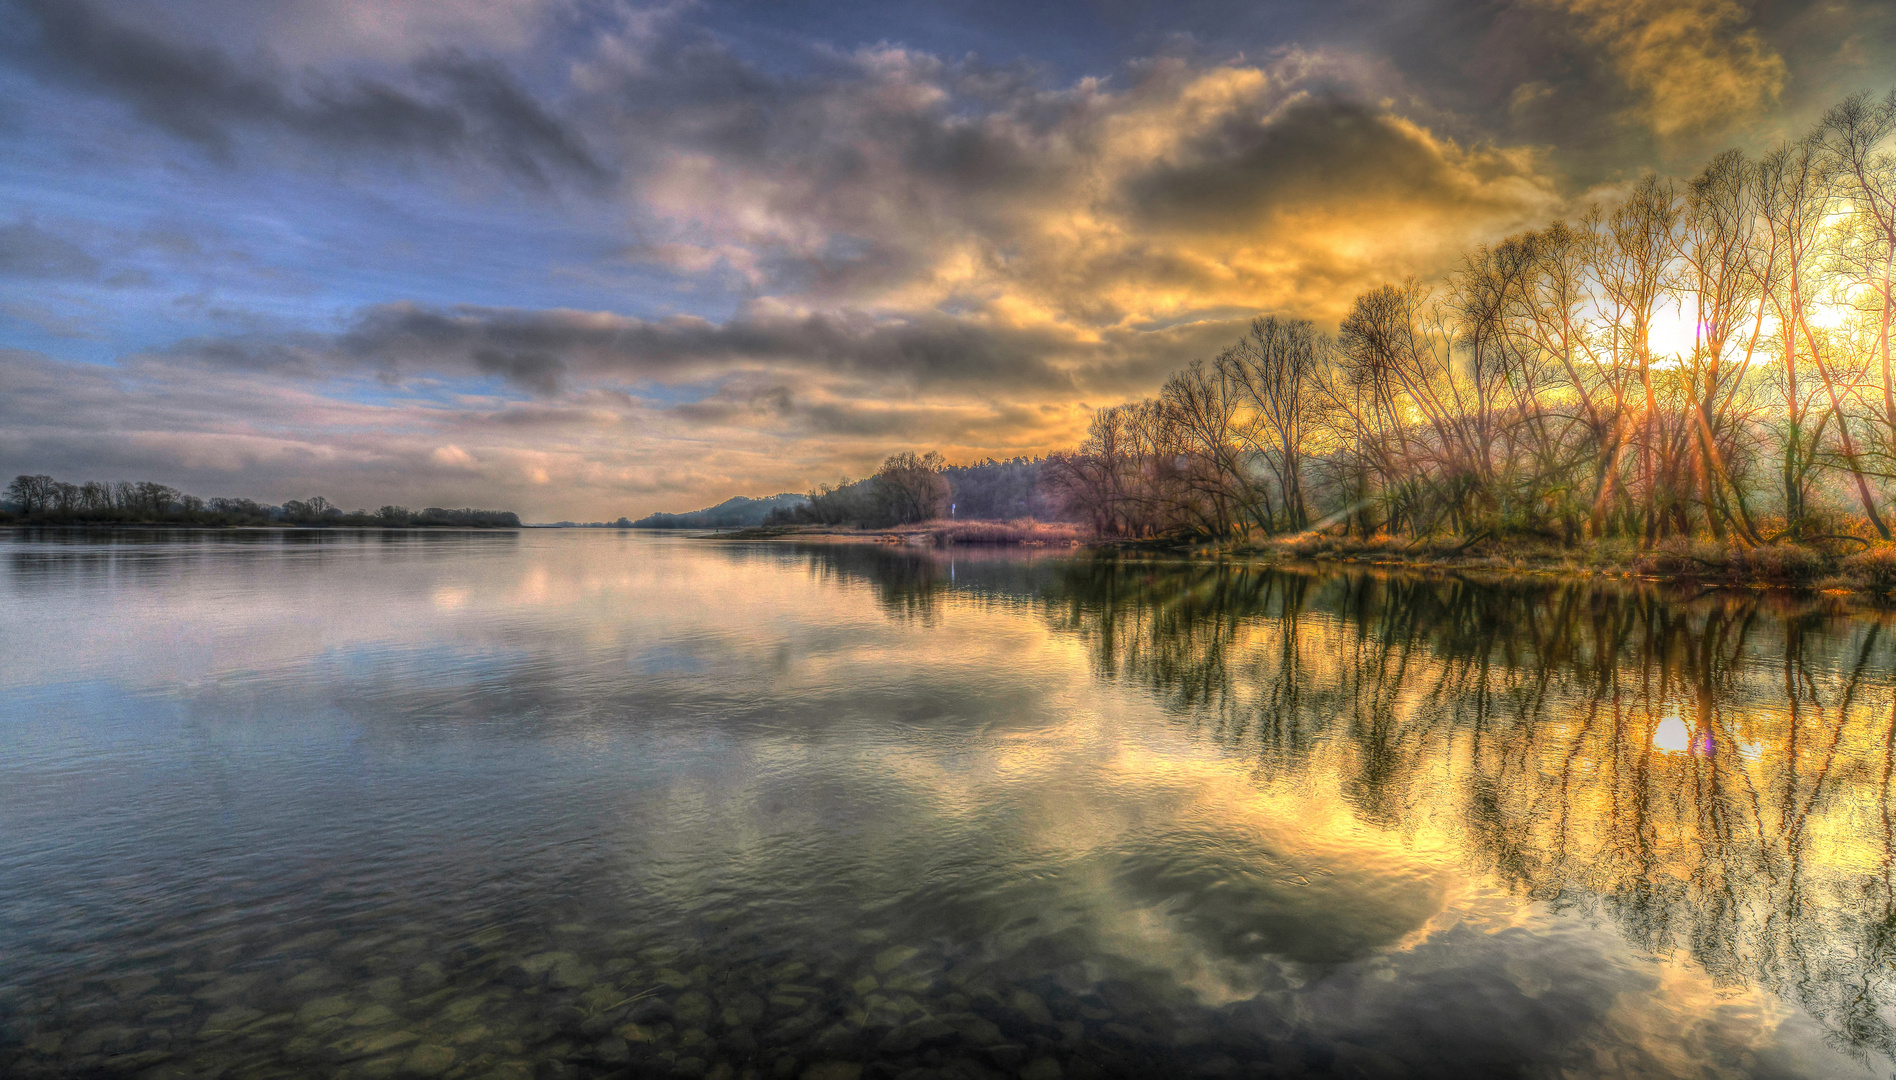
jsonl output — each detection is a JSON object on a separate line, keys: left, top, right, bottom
{"left": 4, "top": 532, "right": 1895, "bottom": 1078}
{"left": 820, "top": 544, "right": 1896, "bottom": 1067}
{"left": 1018, "top": 558, "right": 1896, "bottom": 1062}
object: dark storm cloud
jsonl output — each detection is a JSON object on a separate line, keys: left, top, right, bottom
{"left": 4, "top": 0, "right": 610, "bottom": 187}
{"left": 1120, "top": 97, "right": 1528, "bottom": 231}
{"left": 314, "top": 302, "right": 1079, "bottom": 394}
{"left": 156, "top": 294, "right": 1253, "bottom": 440}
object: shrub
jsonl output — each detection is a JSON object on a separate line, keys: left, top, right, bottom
{"left": 1729, "top": 543, "right": 1825, "bottom": 583}
{"left": 1843, "top": 546, "right": 1896, "bottom": 591}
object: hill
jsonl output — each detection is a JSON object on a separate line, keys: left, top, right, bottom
{"left": 629, "top": 493, "right": 809, "bottom": 530}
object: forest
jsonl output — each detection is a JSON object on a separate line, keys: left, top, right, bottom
{"left": 0, "top": 475, "right": 519, "bottom": 528}
{"left": 758, "top": 91, "right": 1896, "bottom": 560}
{"left": 766, "top": 453, "right": 1064, "bottom": 529}
{"left": 1043, "top": 91, "right": 1896, "bottom": 549}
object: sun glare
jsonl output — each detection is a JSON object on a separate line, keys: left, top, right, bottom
{"left": 1804, "top": 298, "right": 1853, "bottom": 331}
{"left": 1646, "top": 308, "right": 1699, "bottom": 362}
{"left": 1652, "top": 714, "right": 1693, "bottom": 755}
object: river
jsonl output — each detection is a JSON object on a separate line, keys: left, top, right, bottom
{"left": 2, "top": 528, "right": 1892, "bottom": 1079}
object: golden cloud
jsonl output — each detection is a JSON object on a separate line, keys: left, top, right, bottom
{"left": 1548, "top": 0, "right": 1786, "bottom": 136}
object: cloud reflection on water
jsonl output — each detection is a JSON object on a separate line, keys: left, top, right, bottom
{"left": 1, "top": 531, "right": 1893, "bottom": 1078}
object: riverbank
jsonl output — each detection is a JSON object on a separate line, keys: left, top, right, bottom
{"left": 0, "top": 522, "right": 521, "bottom": 531}
{"left": 715, "top": 519, "right": 1090, "bottom": 546}
{"left": 709, "top": 521, "right": 1896, "bottom": 596}
{"left": 1201, "top": 533, "right": 1896, "bottom": 596}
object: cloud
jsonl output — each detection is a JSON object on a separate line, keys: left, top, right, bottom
{"left": 0, "top": 331, "right": 1109, "bottom": 520}
{"left": 15, "top": 0, "right": 1865, "bottom": 519}
{"left": 591, "top": 39, "right": 1558, "bottom": 333}
{"left": 5, "top": 0, "right": 609, "bottom": 187}
{"left": 431, "top": 444, "right": 477, "bottom": 468}
{"left": 170, "top": 0, "right": 564, "bottom": 64}
{"left": 168, "top": 301, "right": 1082, "bottom": 396}
{"left": 1545, "top": 0, "right": 1786, "bottom": 137}
{"left": 0, "top": 221, "right": 101, "bottom": 280}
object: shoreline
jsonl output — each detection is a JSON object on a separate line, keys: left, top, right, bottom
{"left": 0, "top": 522, "right": 521, "bottom": 531}
{"left": 702, "top": 523, "right": 1896, "bottom": 598}
{"left": 1216, "top": 535, "right": 1896, "bottom": 597}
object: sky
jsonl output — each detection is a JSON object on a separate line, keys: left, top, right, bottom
{"left": 1, "top": 0, "right": 1891, "bottom": 521}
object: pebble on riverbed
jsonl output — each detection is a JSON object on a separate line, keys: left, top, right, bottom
{"left": 1, "top": 913, "right": 1323, "bottom": 1080}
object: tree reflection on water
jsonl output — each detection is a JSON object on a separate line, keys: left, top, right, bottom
{"left": 807, "top": 544, "right": 1896, "bottom": 1061}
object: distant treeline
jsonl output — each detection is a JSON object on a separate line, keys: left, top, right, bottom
{"left": 1, "top": 475, "right": 520, "bottom": 528}
{"left": 630, "top": 493, "right": 809, "bottom": 529}
{"left": 763, "top": 453, "right": 1069, "bottom": 529}
{"left": 775, "top": 91, "right": 1896, "bottom": 548}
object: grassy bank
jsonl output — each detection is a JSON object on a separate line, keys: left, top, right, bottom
{"left": 1210, "top": 533, "right": 1896, "bottom": 595}
{"left": 706, "top": 519, "right": 1896, "bottom": 595}
{"left": 711, "top": 518, "right": 1090, "bottom": 547}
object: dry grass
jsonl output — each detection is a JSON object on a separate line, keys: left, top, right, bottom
{"left": 1636, "top": 539, "right": 1827, "bottom": 583}
{"left": 916, "top": 518, "right": 1090, "bottom": 546}
{"left": 1220, "top": 529, "right": 1896, "bottom": 594}
{"left": 1842, "top": 546, "right": 1896, "bottom": 592}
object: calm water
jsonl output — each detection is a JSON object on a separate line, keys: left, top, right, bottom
{"left": 2, "top": 530, "right": 1894, "bottom": 1080}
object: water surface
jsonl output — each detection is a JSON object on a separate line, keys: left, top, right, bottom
{"left": 2, "top": 529, "right": 1894, "bottom": 1080}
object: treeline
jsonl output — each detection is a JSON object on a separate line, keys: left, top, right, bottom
{"left": 632, "top": 493, "right": 808, "bottom": 529}
{"left": 1048, "top": 90, "right": 1896, "bottom": 546}
{"left": 1, "top": 475, "right": 519, "bottom": 528}
{"left": 765, "top": 453, "right": 1068, "bottom": 528}
{"left": 940, "top": 457, "right": 1061, "bottom": 519}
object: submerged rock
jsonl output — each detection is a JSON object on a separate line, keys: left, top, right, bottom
{"left": 546, "top": 1005, "right": 587, "bottom": 1034}
{"left": 102, "top": 1049, "right": 173, "bottom": 1072}
{"left": 720, "top": 992, "right": 765, "bottom": 1026}
{"left": 400, "top": 1043, "right": 456, "bottom": 1076}
{"left": 519, "top": 952, "right": 593, "bottom": 990}
{"left": 408, "top": 962, "right": 447, "bottom": 994}
{"left": 439, "top": 995, "right": 488, "bottom": 1023}
{"left": 346, "top": 1004, "right": 399, "bottom": 1027}
{"left": 879, "top": 1016, "right": 955, "bottom": 1053}
{"left": 941, "top": 1013, "right": 1003, "bottom": 1047}
{"left": 344, "top": 1028, "right": 419, "bottom": 1057}
{"left": 872, "top": 947, "right": 920, "bottom": 975}
{"left": 1007, "top": 991, "right": 1052, "bottom": 1027}
{"left": 194, "top": 975, "right": 263, "bottom": 1005}
{"left": 1020, "top": 1057, "right": 1062, "bottom": 1080}
{"left": 627, "top": 997, "right": 673, "bottom": 1024}
{"left": 196, "top": 1007, "right": 263, "bottom": 1037}
{"left": 297, "top": 995, "right": 354, "bottom": 1023}
{"left": 800, "top": 1063, "right": 861, "bottom": 1080}
{"left": 672, "top": 992, "right": 713, "bottom": 1026}
{"left": 579, "top": 986, "right": 621, "bottom": 1012}
{"left": 594, "top": 1035, "right": 631, "bottom": 1063}
{"left": 985, "top": 1043, "right": 1028, "bottom": 1068}
{"left": 105, "top": 975, "right": 161, "bottom": 1000}
{"left": 283, "top": 966, "right": 339, "bottom": 994}
{"left": 358, "top": 1053, "right": 407, "bottom": 1078}
{"left": 66, "top": 1026, "right": 140, "bottom": 1056}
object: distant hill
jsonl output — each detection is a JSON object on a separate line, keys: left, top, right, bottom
{"left": 629, "top": 493, "right": 809, "bottom": 529}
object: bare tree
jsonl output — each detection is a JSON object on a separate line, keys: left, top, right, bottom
{"left": 874, "top": 451, "right": 950, "bottom": 524}
{"left": 1221, "top": 316, "right": 1323, "bottom": 531}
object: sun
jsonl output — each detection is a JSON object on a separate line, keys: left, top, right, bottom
{"left": 1646, "top": 305, "right": 1699, "bottom": 363}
